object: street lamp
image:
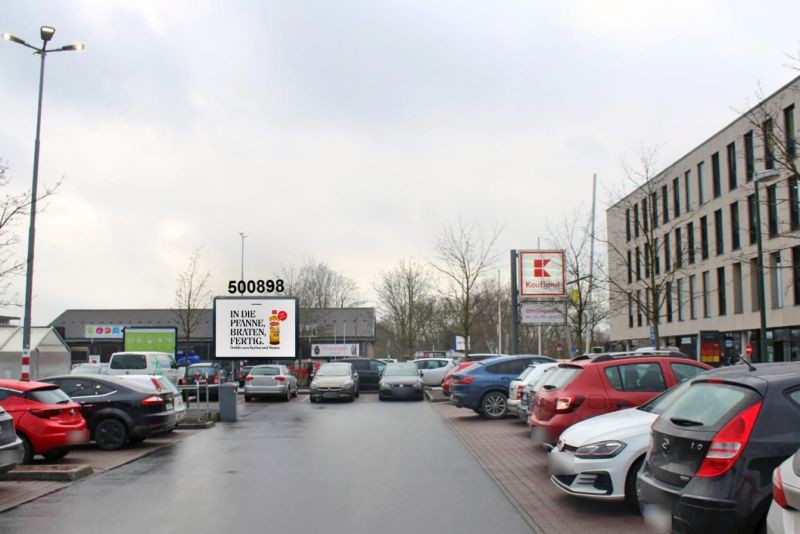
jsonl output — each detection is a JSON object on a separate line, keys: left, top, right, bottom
{"left": 2, "top": 27, "right": 85, "bottom": 380}
{"left": 238, "top": 232, "right": 247, "bottom": 280}
{"left": 753, "top": 168, "right": 781, "bottom": 362}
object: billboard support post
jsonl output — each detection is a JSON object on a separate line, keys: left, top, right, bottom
{"left": 510, "top": 250, "right": 519, "bottom": 355}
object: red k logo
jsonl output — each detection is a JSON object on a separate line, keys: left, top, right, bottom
{"left": 533, "top": 259, "right": 551, "bottom": 278}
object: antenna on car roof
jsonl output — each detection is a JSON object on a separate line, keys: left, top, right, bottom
{"left": 735, "top": 355, "right": 757, "bottom": 372}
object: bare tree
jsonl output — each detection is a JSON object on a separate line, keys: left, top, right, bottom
{"left": 374, "top": 258, "right": 433, "bottom": 359}
{"left": 605, "top": 147, "right": 695, "bottom": 349}
{"left": 430, "top": 219, "right": 503, "bottom": 356}
{"left": 173, "top": 248, "right": 212, "bottom": 359}
{"left": 281, "top": 259, "right": 363, "bottom": 308}
{"left": 0, "top": 158, "right": 61, "bottom": 307}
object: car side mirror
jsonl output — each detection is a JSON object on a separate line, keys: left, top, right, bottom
{"left": 419, "top": 370, "right": 424, "bottom": 376}
{"left": 354, "top": 373, "right": 359, "bottom": 379}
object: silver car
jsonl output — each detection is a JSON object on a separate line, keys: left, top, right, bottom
{"left": 244, "top": 365, "right": 298, "bottom": 402}
{"left": 379, "top": 362, "right": 424, "bottom": 401}
{"left": 309, "top": 362, "right": 359, "bottom": 403}
{"left": 767, "top": 447, "right": 800, "bottom": 534}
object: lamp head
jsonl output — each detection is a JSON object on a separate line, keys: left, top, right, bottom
{"left": 1, "top": 32, "right": 26, "bottom": 45}
{"left": 59, "top": 43, "right": 86, "bottom": 52}
{"left": 40, "top": 26, "right": 55, "bottom": 42}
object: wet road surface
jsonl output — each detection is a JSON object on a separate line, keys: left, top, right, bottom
{"left": 0, "top": 394, "right": 535, "bottom": 533}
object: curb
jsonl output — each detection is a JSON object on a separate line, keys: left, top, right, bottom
{"left": 2, "top": 464, "right": 93, "bottom": 482}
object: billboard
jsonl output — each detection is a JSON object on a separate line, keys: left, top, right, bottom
{"left": 214, "top": 297, "right": 299, "bottom": 358}
{"left": 85, "top": 325, "right": 125, "bottom": 339}
{"left": 312, "top": 344, "right": 360, "bottom": 358}
{"left": 123, "top": 327, "right": 177, "bottom": 355}
{"left": 518, "top": 250, "right": 566, "bottom": 297}
{"left": 520, "top": 301, "right": 567, "bottom": 325}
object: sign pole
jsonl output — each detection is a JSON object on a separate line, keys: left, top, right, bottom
{"left": 510, "top": 250, "right": 519, "bottom": 355}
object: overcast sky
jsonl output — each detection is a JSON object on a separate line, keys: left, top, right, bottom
{"left": 2, "top": 0, "right": 800, "bottom": 324}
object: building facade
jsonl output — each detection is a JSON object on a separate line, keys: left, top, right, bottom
{"left": 607, "top": 76, "right": 800, "bottom": 363}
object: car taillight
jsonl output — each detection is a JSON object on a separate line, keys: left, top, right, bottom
{"left": 30, "top": 409, "right": 63, "bottom": 419}
{"left": 516, "top": 385, "right": 523, "bottom": 400}
{"left": 555, "top": 396, "right": 584, "bottom": 413}
{"left": 212, "top": 375, "right": 219, "bottom": 384}
{"left": 274, "top": 376, "right": 286, "bottom": 382}
{"left": 696, "top": 401, "right": 762, "bottom": 478}
{"left": 454, "top": 376, "right": 474, "bottom": 385}
{"left": 246, "top": 376, "right": 254, "bottom": 382}
{"left": 773, "top": 468, "right": 792, "bottom": 509}
{"left": 141, "top": 395, "right": 165, "bottom": 407}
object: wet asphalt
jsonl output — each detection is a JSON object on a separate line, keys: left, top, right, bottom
{"left": 0, "top": 394, "right": 534, "bottom": 534}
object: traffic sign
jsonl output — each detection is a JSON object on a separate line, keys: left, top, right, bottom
{"left": 745, "top": 344, "right": 753, "bottom": 357}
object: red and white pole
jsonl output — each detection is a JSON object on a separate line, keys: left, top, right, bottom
{"left": 21, "top": 349, "right": 30, "bottom": 381}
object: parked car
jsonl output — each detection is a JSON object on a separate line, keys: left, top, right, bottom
{"left": 442, "top": 361, "right": 480, "bottom": 397}
{"left": 45, "top": 375, "right": 178, "bottom": 450}
{"left": 637, "top": 362, "right": 800, "bottom": 534}
{"left": 244, "top": 365, "right": 298, "bottom": 402}
{"left": 450, "top": 355, "right": 553, "bottom": 419}
{"left": 518, "top": 364, "right": 560, "bottom": 423}
{"left": 0, "top": 405, "right": 25, "bottom": 472}
{"left": 378, "top": 358, "right": 398, "bottom": 364}
{"left": 413, "top": 358, "right": 455, "bottom": 387}
{"left": 337, "top": 359, "right": 386, "bottom": 390}
{"left": 106, "top": 351, "right": 180, "bottom": 384}
{"left": 114, "top": 375, "right": 186, "bottom": 425}
{"left": 71, "top": 363, "right": 108, "bottom": 375}
{"left": 309, "top": 362, "right": 359, "bottom": 403}
{"left": 0, "top": 379, "right": 89, "bottom": 463}
{"left": 379, "top": 362, "right": 424, "bottom": 401}
{"left": 182, "top": 363, "right": 229, "bottom": 401}
{"left": 508, "top": 361, "right": 559, "bottom": 418}
{"left": 530, "top": 352, "right": 710, "bottom": 445}
{"left": 767, "top": 445, "right": 800, "bottom": 534}
{"left": 238, "top": 365, "right": 255, "bottom": 388}
{"left": 548, "top": 378, "right": 697, "bottom": 507}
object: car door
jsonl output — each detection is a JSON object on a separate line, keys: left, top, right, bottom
{"left": 601, "top": 362, "right": 668, "bottom": 411}
{"left": 421, "top": 360, "right": 445, "bottom": 386}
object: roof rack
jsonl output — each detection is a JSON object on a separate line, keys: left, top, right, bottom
{"left": 571, "top": 351, "right": 692, "bottom": 363}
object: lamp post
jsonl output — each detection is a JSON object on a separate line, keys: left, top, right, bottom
{"left": 2, "top": 27, "right": 84, "bottom": 381}
{"left": 753, "top": 168, "right": 781, "bottom": 362}
{"left": 238, "top": 232, "right": 247, "bottom": 280}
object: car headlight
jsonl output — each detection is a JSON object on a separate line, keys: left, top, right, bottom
{"left": 574, "top": 440, "right": 627, "bottom": 459}
{"left": 342, "top": 381, "right": 353, "bottom": 389}
{"left": 310, "top": 382, "right": 319, "bottom": 390}
{"left": 380, "top": 382, "right": 391, "bottom": 390}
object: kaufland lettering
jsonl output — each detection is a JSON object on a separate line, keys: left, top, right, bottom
{"left": 518, "top": 250, "right": 566, "bottom": 297}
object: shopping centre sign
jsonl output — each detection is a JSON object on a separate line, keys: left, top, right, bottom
{"left": 518, "top": 250, "right": 566, "bottom": 297}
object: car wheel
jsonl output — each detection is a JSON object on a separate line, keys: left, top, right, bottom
{"left": 244, "top": 395, "right": 252, "bottom": 402}
{"left": 292, "top": 387, "right": 298, "bottom": 398}
{"left": 285, "top": 388, "right": 291, "bottom": 402}
{"left": 309, "top": 396, "right": 317, "bottom": 403}
{"left": 355, "top": 388, "right": 360, "bottom": 398}
{"left": 480, "top": 392, "right": 508, "bottom": 419}
{"left": 625, "top": 456, "right": 645, "bottom": 509}
{"left": 19, "top": 434, "right": 33, "bottom": 464}
{"left": 94, "top": 418, "right": 128, "bottom": 451}
{"left": 348, "top": 392, "right": 355, "bottom": 402}
{"left": 42, "top": 448, "right": 69, "bottom": 461}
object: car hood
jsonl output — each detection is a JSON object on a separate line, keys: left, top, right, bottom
{"left": 381, "top": 377, "right": 421, "bottom": 386}
{"left": 312, "top": 376, "right": 352, "bottom": 387}
{"left": 559, "top": 408, "right": 657, "bottom": 446}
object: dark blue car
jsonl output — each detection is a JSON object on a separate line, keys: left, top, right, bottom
{"left": 450, "top": 355, "right": 555, "bottom": 419}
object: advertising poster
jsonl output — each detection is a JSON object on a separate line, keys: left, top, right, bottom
{"left": 123, "top": 327, "right": 177, "bottom": 355}
{"left": 312, "top": 343, "right": 360, "bottom": 358}
{"left": 518, "top": 250, "right": 566, "bottom": 297}
{"left": 520, "top": 301, "right": 567, "bottom": 325}
{"left": 214, "top": 297, "right": 299, "bottom": 358}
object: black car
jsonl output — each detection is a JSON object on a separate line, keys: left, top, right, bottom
{"left": 182, "top": 363, "right": 229, "bottom": 401}
{"left": 637, "top": 362, "right": 800, "bottom": 533}
{"left": 45, "top": 375, "right": 178, "bottom": 451}
{"left": 238, "top": 365, "right": 255, "bottom": 388}
{"left": 336, "top": 359, "right": 387, "bottom": 390}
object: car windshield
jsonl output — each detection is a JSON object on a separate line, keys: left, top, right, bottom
{"left": 110, "top": 354, "right": 147, "bottom": 370}
{"left": 638, "top": 379, "right": 692, "bottom": 414}
{"left": 541, "top": 366, "right": 582, "bottom": 391}
{"left": 384, "top": 364, "right": 418, "bottom": 377}
{"left": 517, "top": 366, "right": 536, "bottom": 381}
{"left": 251, "top": 367, "right": 280, "bottom": 376}
{"left": 316, "top": 365, "right": 350, "bottom": 377}
{"left": 28, "top": 386, "right": 72, "bottom": 405}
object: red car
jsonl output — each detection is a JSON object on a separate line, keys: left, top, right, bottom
{"left": 530, "top": 352, "right": 711, "bottom": 445}
{"left": 0, "top": 379, "right": 89, "bottom": 463}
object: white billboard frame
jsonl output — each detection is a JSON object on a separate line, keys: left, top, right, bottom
{"left": 520, "top": 301, "right": 567, "bottom": 325}
{"left": 213, "top": 296, "right": 299, "bottom": 358}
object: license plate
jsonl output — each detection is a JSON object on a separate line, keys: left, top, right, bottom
{"left": 324, "top": 392, "right": 338, "bottom": 398}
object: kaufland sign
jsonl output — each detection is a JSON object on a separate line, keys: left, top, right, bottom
{"left": 519, "top": 250, "right": 566, "bottom": 297}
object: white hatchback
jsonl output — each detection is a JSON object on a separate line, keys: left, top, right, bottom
{"left": 413, "top": 358, "right": 454, "bottom": 387}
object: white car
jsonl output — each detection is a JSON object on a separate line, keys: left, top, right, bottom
{"left": 413, "top": 358, "right": 454, "bottom": 387}
{"left": 547, "top": 380, "right": 691, "bottom": 506}
{"left": 508, "top": 362, "right": 559, "bottom": 417}
{"left": 517, "top": 363, "right": 560, "bottom": 423}
{"left": 767, "top": 447, "right": 800, "bottom": 534}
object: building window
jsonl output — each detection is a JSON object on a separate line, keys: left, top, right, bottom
{"left": 644, "top": 244, "right": 650, "bottom": 278}
{"left": 645, "top": 292, "right": 651, "bottom": 325}
{"left": 698, "top": 161, "right": 705, "bottom": 204}
{"left": 700, "top": 216, "right": 709, "bottom": 260}
{"left": 625, "top": 209, "right": 631, "bottom": 242}
{"left": 687, "top": 222, "right": 695, "bottom": 264}
{"left": 634, "top": 204, "right": 640, "bottom": 238}
{"left": 750, "top": 258, "right": 761, "bottom": 312}
{"left": 643, "top": 198, "right": 649, "bottom": 233}
{"left": 677, "top": 278, "right": 685, "bottom": 321}
{"left": 684, "top": 170, "right": 692, "bottom": 212}
{"left": 714, "top": 208, "right": 724, "bottom": 255}
{"left": 744, "top": 130, "right": 755, "bottom": 181}
{"left": 733, "top": 262, "right": 744, "bottom": 314}
{"left": 651, "top": 192, "right": 658, "bottom": 228}
{"left": 730, "top": 202, "right": 741, "bottom": 250}
{"left": 767, "top": 184, "right": 778, "bottom": 238}
{"left": 727, "top": 142, "right": 737, "bottom": 190}
{"left": 666, "top": 282, "right": 673, "bottom": 323}
{"left": 673, "top": 177, "right": 681, "bottom": 217}
{"left": 717, "top": 267, "right": 727, "bottom": 316}
{"left": 661, "top": 184, "right": 669, "bottom": 224}
{"left": 712, "top": 152, "right": 722, "bottom": 198}
{"left": 764, "top": 118, "right": 775, "bottom": 170}
{"left": 628, "top": 294, "right": 634, "bottom": 328}
{"left": 689, "top": 274, "right": 697, "bottom": 320}
{"left": 635, "top": 247, "right": 641, "bottom": 281}
{"left": 675, "top": 227, "right": 683, "bottom": 268}
{"left": 627, "top": 250, "right": 632, "bottom": 284}
{"left": 664, "top": 233, "right": 671, "bottom": 272}
{"left": 771, "top": 251, "right": 784, "bottom": 309}
{"left": 793, "top": 246, "right": 800, "bottom": 306}
{"left": 654, "top": 237, "right": 660, "bottom": 276}
{"left": 785, "top": 104, "right": 796, "bottom": 159}
{"left": 748, "top": 194, "right": 757, "bottom": 245}
{"left": 702, "top": 271, "right": 711, "bottom": 318}
{"left": 636, "top": 289, "right": 642, "bottom": 327}
{"left": 790, "top": 177, "right": 800, "bottom": 231}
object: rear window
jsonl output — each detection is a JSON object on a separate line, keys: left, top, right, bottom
{"left": 541, "top": 367, "right": 582, "bottom": 391}
{"left": 518, "top": 366, "right": 536, "bottom": 381}
{"left": 660, "top": 382, "right": 760, "bottom": 429}
{"left": 189, "top": 366, "right": 218, "bottom": 376}
{"left": 251, "top": 367, "right": 280, "bottom": 376}
{"left": 110, "top": 354, "right": 147, "bottom": 370}
{"left": 27, "top": 387, "right": 71, "bottom": 405}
